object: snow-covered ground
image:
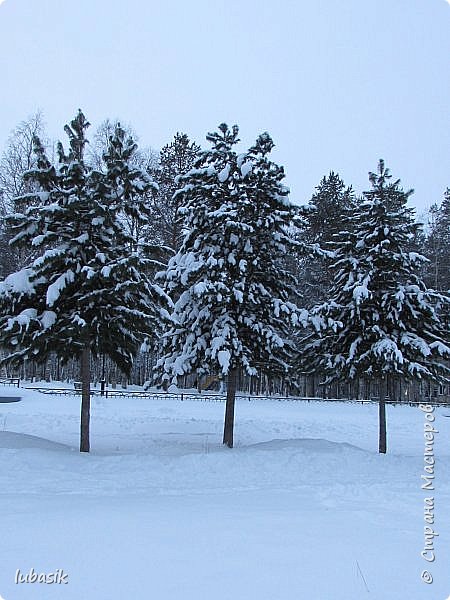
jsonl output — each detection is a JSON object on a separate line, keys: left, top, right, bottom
{"left": 0, "top": 384, "right": 449, "bottom": 599}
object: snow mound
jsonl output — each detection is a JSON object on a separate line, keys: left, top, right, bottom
{"left": 0, "top": 431, "right": 72, "bottom": 451}
{"left": 245, "top": 437, "right": 367, "bottom": 454}
{"left": 0, "top": 396, "right": 21, "bottom": 403}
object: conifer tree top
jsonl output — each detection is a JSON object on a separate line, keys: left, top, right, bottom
{"left": 0, "top": 111, "right": 169, "bottom": 374}
{"left": 155, "top": 124, "right": 308, "bottom": 385}
{"left": 304, "top": 160, "right": 449, "bottom": 383}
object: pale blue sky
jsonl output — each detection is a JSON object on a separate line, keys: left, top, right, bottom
{"left": 0, "top": 0, "right": 449, "bottom": 215}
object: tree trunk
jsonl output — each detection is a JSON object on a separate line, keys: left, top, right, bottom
{"left": 379, "top": 377, "right": 387, "bottom": 454}
{"left": 80, "top": 345, "right": 91, "bottom": 453}
{"left": 223, "top": 368, "right": 238, "bottom": 448}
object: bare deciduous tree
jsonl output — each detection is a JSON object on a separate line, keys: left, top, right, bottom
{"left": 0, "top": 111, "right": 48, "bottom": 275}
{"left": 0, "top": 111, "right": 47, "bottom": 212}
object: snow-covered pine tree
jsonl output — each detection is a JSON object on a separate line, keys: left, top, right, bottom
{"left": 297, "top": 172, "right": 356, "bottom": 306}
{"left": 305, "top": 160, "right": 450, "bottom": 453}
{"left": 155, "top": 124, "right": 303, "bottom": 447}
{"left": 301, "top": 172, "right": 355, "bottom": 244}
{"left": 102, "top": 123, "right": 157, "bottom": 251}
{"left": 425, "top": 188, "right": 450, "bottom": 292}
{"left": 149, "top": 132, "right": 200, "bottom": 260}
{"left": 0, "top": 111, "right": 168, "bottom": 452}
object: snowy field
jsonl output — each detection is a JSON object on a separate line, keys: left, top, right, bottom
{"left": 0, "top": 384, "right": 449, "bottom": 600}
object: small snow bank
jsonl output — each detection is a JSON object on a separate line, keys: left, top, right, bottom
{"left": 0, "top": 431, "right": 72, "bottom": 451}
{"left": 0, "top": 384, "right": 40, "bottom": 399}
{"left": 0, "top": 395, "right": 21, "bottom": 403}
{"left": 245, "top": 437, "right": 367, "bottom": 454}
{"left": 0, "top": 431, "right": 404, "bottom": 498}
